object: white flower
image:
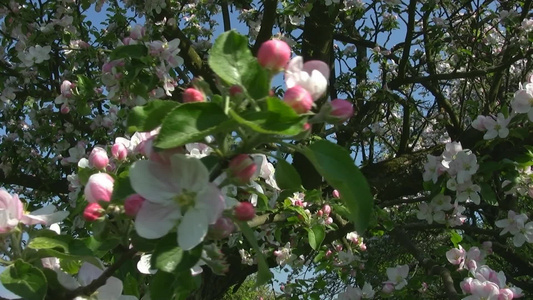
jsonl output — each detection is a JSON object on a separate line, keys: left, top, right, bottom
{"left": 285, "top": 56, "right": 330, "bottom": 101}
{"left": 130, "top": 154, "right": 225, "bottom": 250}
{"left": 18, "top": 45, "right": 52, "bottom": 67}
{"left": 385, "top": 264, "right": 409, "bottom": 290}
{"left": 483, "top": 113, "right": 510, "bottom": 140}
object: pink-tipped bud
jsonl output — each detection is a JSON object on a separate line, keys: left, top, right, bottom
{"left": 61, "top": 80, "right": 73, "bottom": 98}
{"left": 89, "top": 147, "right": 109, "bottom": 169}
{"left": 83, "top": 203, "right": 104, "bottom": 222}
{"left": 332, "top": 189, "right": 340, "bottom": 198}
{"left": 183, "top": 88, "right": 205, "bottom": 103}
{"left": 234, "top": 202, "right": 255, "bottom": 221}
{"left": 283, "top": 86, "right": 313, "bottom": 114}
{"left": 229, "top": 85, "right": 243, "bottom": 96}
{"left": 208, "top": 217, "right": 235, "bottom": 239}
{"left": 130, "top": 25, "right": 145, "bottom": 40}
{"left": 335, "top": 244, "right": 343, "bottom": 252}
{"left": 227, "top": 154, "right": 257, "bottom": 184}
{"left": 84, "top": 173, "right": 114, "bottom": 203}
{"left": 322, "top": 204, "right": 332, "bottom": 215}
{"left": 60, "top": 104, "right": 70, "bottom": 114}
{"left": 325, "top": 217, "right": 333, "bottom": 225}
{"left": 124, "top": 194, "right": 145, "bottom": 217}
{"left": 382, "top": 283, "right": 395, "bottom": 294}
{"left": 325, "top": 250, "right": 332, "bottom": 257}
{"left": 303, "top": 123, "right": 311, "bottom": 131}
{"left": 317, "top": 210, "right": 323, "bottom": 217}
{"left": 359, "top": 243, "right": 367, "bottom": 251}
{"left": 330, "top": 99, "right": 354, "bottom": 121}
{"left": 111, "top": 143, "right": 128, "bottom": 161}
{"left": 257, "top": 39, "right": 291, "bottom": 72}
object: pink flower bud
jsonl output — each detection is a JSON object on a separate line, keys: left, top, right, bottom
{"left": 234, "top": 202, "right": 255, "bottom": 221}
{"left": 61, "top": 80, "right": 73, "bottom": 97}
{"left": 335, "top": 244, "right": 343, "bottom": 252}
{"left": 284, "top": 86, "right": 313, "bottom": 114}
{"left": 325, "top": 250, "right": 332, "bottom": 257}
{"left": 303, "top": 123, "right": 311, "bottom": 131}
{"left": 330, "top": 99, "right": 354, "bottom": 121}
{"left": 227, "top": 154, "right": 257, "bottom": 184}
{"left": 325, "top": 217, "right": 333, "bottom": 225}
{"left": 83, "top": 203, "right": 104, "bottom": 222}
{"left": 322, "top": 204, "right": 332, "bottom": 215}
{"left": 60, "top": 104, "right": 70, "bottom": 114}
{"left": 183, "top": 88, "right": 205, "bottom": 103}
{"left": 359, "top": 243, "right": 367, "bottom": 251}
{"left": 89, "top": 147, "right": 109, "bottom": 169}
{"left": 382, "top": 283, "right": 395, "bottom": 294}
{"left": 332, "top": 189, "right": 340, "bottom": 198}
{"left": 317, "top": 209, "right": 323, "bottom": 217}
{"left": 229, "top": 85, "right": 243, "bottom": 96}
{"left": 460, "top": 278, "right": 474, "bottom": 294}
{"left": 84, "top": 173, "right": 114, "bottom": 203}
{"left": 209, "top": 217, "right": 235, "bottom": 239}
{"left": 257, "top": 39, "right": 291, "bottom": 72}
{"left": 111, "top": 143, "right": 128, "bottom": 161}
{"left": 499, "top": 289, "right": 513, "bottom": 300}
{"left": 124, "top": 194, "right": 145, "bottom": 217}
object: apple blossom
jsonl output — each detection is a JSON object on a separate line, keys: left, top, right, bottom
{"left": 384, "top": 264, "right": 409, "bottom": 290}
{"left": 446, "top": 245, "right": 466, "bottom": 267}
{"left": 84, "top": 173, "right": 115, "bottom": 203}
{"left": 483, "top": 113, "right": 510, "bottom": 140}
{"left": 129, "top": 154, "right": 225, "bottom": 250}
{"left": 111, "top": 143, "right": 128, "bottom": 161}
{"left": 285, "top": 56, "right": 330, "bottom": 101}
{"left": 257, "top": 39, "right": 291, "bottom": 72}
{"left": 0, "top": 189, "right": 69, "bottom": 232}
{"left": 208, "top": 216, "right": 235, "bottom": 239}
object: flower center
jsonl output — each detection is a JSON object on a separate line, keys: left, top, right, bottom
{"left": 175, "top": 190, "right": 196, "bottom": 209}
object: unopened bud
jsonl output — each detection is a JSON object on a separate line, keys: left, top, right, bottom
{"left": 124, "top": 194, "right": 145, "bottom": 217}
{"left": 89, "top": 147, "right": 109, "bottom": 169}
{"left": 234, "top": 202, "right": 255, "bottom": 221}
{"left": 60, "top": 104, "right": 70, "bottom": 114}
{"left": 229, "top": 85, "right": 243, "bottom": 97}
{"left": 227, "top": 154, "right": 257, "bottom": 185}
{"left": 332, "top": 190, "right": 340, "bottom": 198}
{"left": 208, "top": 217, "right": 235, "bottom": 239}
{"left": 84, "top": 173, "right": 114, "bottom": 203}
{"left": 325, "top": 217, "right": 333, "bottom": 225}
{"left": 83, "top": 203, "right": 104, "bottom": 221}
{"left": 283, "top": 86, "right": 313, "bottom": 114}
{"left": 111, "top": 143, "right": 128, "bottom": 161}
{"left": 183, "top": 88, "right": 205, "bottom": 103}
{"left": 382, "top": 283, "right": 395, "bottom": 294}
{"left": 323, "top": 204, "right": 332, "bottom": 215}
{"left": 257, "top": 39, "right": 291, "bottom": 72}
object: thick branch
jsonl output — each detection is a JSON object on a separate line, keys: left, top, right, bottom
{"left": 0, "top": 170, "right": 69, "bottom": 195}
{"left": 251, "top": 0, "right": 278, "bottom": 55}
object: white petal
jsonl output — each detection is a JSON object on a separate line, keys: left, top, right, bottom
{"left": 55, "top": 270, "right": 80, "bottom": 290}
{"left": 196, "top": 184, "right": 225, "bottom": 224}
{"left": 96, "top": 276, "right": 123, "bottom": 300}
{"left": 129, "top": 160, "right": 179, "bottom": 204}
{"left": 78, "top": 262, "right": 104, "bottom": 287}
{"left": 135, "top": 201, "right": 181, "bottom": 239}
{"left": 137, "top": 254, "right": 157, "bottom": 275}
{"left": 178, "top": 209, "right": 208, "bottom": 250}
{"left": 169, "top": 154, "right": 209, "bottom": 193}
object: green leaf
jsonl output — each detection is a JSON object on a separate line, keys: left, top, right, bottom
{"left": 208, "top": 30, "right": 269, "bottom": 99}
{"left": 28, "top": 236, "right": 69, "bottom": 251}
{"left": 152, "top": 241, "right": 184, "bottom": 273}
{"left": 450, "top": 230, "right": 463, "bottom": 248}
{"left": 229, "top": 98, "right": 306, "bottom": 136}
{"left": 110, "top": 44, "right": 148, "bottom": 60}
{"left": 480, "top": 183, "right": 498, "bottom": 205}
{"left": 127, "top": 100, "right": 179, "bottom": 133}
{"left": 1, "top": 260, "right": 47, "bottom": 300}
{"left": 237, "top": 221, "right": 273, "bottom": 286}
{"left": 123, "top": 273, "right": 140, "bottom": 298}
{"left": 150, "top": 271, "right": 175, "bottom": 299}
{"left": 275, "top": 159, "right": 302, "bottom": 190}
{"left": 307, "top": 225, "right": 325, "bottom": 250}
{"left": 155, "top": 102, "right": 235, "bottom": 149}
{"left": 111, "top": 170, "right": 135, "bottom": 202}
{"left": 301, "top": 140, "right": 373, "bottom": 232}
